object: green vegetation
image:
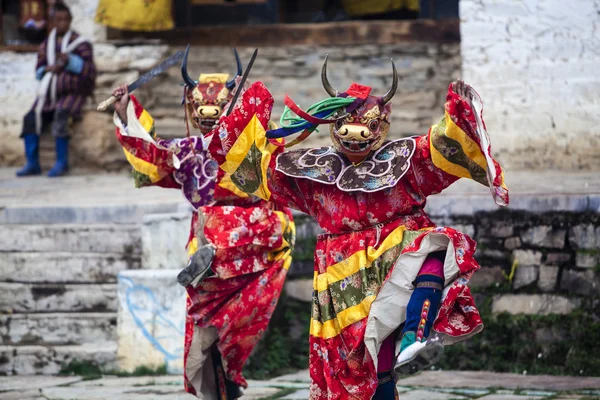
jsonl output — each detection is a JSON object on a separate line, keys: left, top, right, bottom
{"left": 59, "top": 360, "right": 168, "bottom": 380}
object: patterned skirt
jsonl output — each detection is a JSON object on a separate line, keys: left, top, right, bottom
{"left": 309, "top": 219, "right": 483, "bottom": 400}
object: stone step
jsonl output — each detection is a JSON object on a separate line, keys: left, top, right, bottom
{"left": 0, "top": 202, "right": 187, "bottom": 225}
{"left": 0, "top": 342, "right": 117, "bottom": 375}
{"left": 0, "top": 313, "right": 116, "bottom": 346}
{"left": 0, "top": 283, "right": 117, "bottom": 313}
{"left": 0, "top": 224, "right": 141, "bottom": 254}
{"left": 0, "top": 252, "right": 140, "bottom": 283}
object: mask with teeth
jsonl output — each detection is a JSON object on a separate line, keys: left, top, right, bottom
{"left": 181, "top": 46, "right": 243, "bottom": 135}
{"left": 322, "top": 56, "right": 397, "bottom": 165}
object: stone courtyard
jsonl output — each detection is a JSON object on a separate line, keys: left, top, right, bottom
{"left": 2, "top": 369, "right": 600, "bottom": 400}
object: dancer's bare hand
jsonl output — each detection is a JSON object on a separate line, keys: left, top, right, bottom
{"left": 451, "top": 79, "right": 473, "bottom": 107}
{"left": 112, "top": 85, "right": 129, "bottom": 125}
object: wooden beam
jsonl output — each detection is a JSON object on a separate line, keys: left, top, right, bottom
{"left": 113, "top": 19, "right": 460, "bottom": 47}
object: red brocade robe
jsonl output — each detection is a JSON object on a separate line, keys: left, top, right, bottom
{"left": 208, "top": 82, "right": 509, "bottom": 400}
{"left": 113, "top": 96, "right": 295, "bottom": 398}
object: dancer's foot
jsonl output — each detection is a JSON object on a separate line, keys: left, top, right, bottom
{"left": 177, "top": 245, "right": 215, "bottom": 287}
{"left": 394, "top": 334, "right": 444, "bottom": 375}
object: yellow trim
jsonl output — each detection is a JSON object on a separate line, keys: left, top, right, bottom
{"left": 138, "top": 109, "right": 154, "bottom": 133}
{"left": 122, "top": 148, "right": 163, "bottom": 183}
{"left": 313, "top": 225, "right": 407, "bottom": 294}
{"left": 187, "top": 237, "right": 199, "bottom": 257}
{"left": 310, "top": 295, "right": 376, "bottom": 339}
{"left": 199, "top": 73, "right": 229, "bottom": 84}
{"left": 218, "top": 174, "right": 249, "bottom": 198}
{"left": 444, "top": 111, "right": 488, "bottom": 172}
{"left": 220, "top": 115, "right": 283, "bottom": 201}
{"left": 221, "top": 114, "right": 263, "bottom": 174}
{"left": 430, "top": 132, "right": 473, "bottom": 180}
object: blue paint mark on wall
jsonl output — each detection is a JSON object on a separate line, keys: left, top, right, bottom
{"left": 120, "top": 277, "right": 185, "bottom": 364}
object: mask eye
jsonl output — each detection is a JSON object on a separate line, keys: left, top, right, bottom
{"left": 335, "top": 119, "right": 344, "bottom": 130}
{"left": 368, "top": 119, "right": 380, "bottom": 132}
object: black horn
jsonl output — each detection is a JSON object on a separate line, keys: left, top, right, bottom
{"left": 181, "top": 44, "right": 196, "bottom": 88}
{"left": 321, "top": 55, "right": 337, "bottom": 97}
{"left": 226, "top": 48, "right": 243, "bottom": 90}
{"left": 381, "top": 59, "right": 398, "bottom": 104}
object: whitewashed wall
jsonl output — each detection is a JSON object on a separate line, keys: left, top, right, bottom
{"left": 460, "top": 0, "right": 600, "bottom": 170}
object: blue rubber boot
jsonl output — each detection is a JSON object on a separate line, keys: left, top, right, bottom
{"left": 16, "top": 134, "right": 41, "bottom": 177}
{"left": 394, "top": 274, "right": 444, "bottom": 375}
{"left": 47, "top": 137, "right": 69, "bottom": 177}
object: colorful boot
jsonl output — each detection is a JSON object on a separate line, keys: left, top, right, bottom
{"left": 177, "top": 245, "right": 216, "bottom": 287}
{"left": 16, "top": 134, "right": 41, "bottom": 177}
{"left": 47, "top": 137, "right": 69, "bottom": 177}
{"left": 394, "top": 274, "right": 444, "bottom": 375}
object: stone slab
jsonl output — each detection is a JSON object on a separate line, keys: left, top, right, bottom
{"left": 117, "top": 269, "right": 186, "bottom": 375}
{"left": 0, "top": 283, "right": 117, "bottom": 313}
{"left": 241, "top": 387, "right": 283, "bottom": 400}
{"left": 0, "top": 343, "right": 117, "bottom": 375}
{"left": 397, "top": 371, "right": 600, "bottom": 391}
{"left": 273, "top": 369, "right": 311, "bottom": 383}
{"left": 0, "top": 375, "right": 82, "bottom": 391}
{"left": 285, "top": 279, "right": 314, "bottom": 303}
{"left": 0, "top": 313, "right": 116, "bottom": 346}
{"left": 492, "top": 294, "right": 581, "bottom": 315}
{"left": 391, "top": 389, "right": 467, "bottom": 399}
{"left": 71, "top": 375, "right": 183, "bottom": 388}
{"left": 477, "top": 395, "right": 543, "bottom": 400}
{"left": 142, "top": 213, "right": 191, "bottom": 270}
{"left": 0, "top": 389, "right": 46, "bottom": 400}
{"left": 0, "top": 224, "right": 141, "bottom": 254}
{"left": 281, "top": 389, "right": 311, "bottom": 399}
{"left": 0, "top": 252, "right": 140, "bottom": 283}
{"left": 0, "top": 170, "right": 186, "bottom": 225}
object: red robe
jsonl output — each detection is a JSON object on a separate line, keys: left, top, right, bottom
{"left": 113, "top": 95, "right": 295, "bottom": 398}
{"left": 208, "top": 82, "right": 509, "bottom": 400}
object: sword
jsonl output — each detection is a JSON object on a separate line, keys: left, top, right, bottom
{"left": 225, "top": 48, "right": 258, "bottom": 117}
{"left": 97, "top": 50, "right": 185, "bottom": 111}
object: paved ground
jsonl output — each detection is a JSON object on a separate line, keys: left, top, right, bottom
{"left": 0, "top": 370, "right": 599, "bottom": 400}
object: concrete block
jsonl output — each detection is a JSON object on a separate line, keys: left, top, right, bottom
{"left": 117, "top": 269, "right": 186, "bottom": 375}
{"left": 513, "top": 265, "right": 539, "bottom": 290}
{"left": 492, "top": 294, "right": 581, "bottom": 315}
{"left": 285, "top": 279, "right": 314, "bottom": 303}
{"left": 537, "top": 265, "right": 559, "bottom": 292}
{"left": 520, "top": 226, "right": 566, "bottom": 249}
{"left": 0, "top": 224, "right": 141, "bottom": 254}
{"left": 141, "top": 213, "right": 191, "bottom": 270}
{"left": 560, "top": 269, "right": 600, "bottom": 296}
{"left": 0, "top": 283, "right": 117, "bottom": 313}
{"left": 575, "top": 251, "right": 600, "bottom": 269}
{"left": 512, "top": 250, "right": 542, "bottom": 266}
{"left": 0, "top": 252, "right": 139, "bottom": 283}
{"left": 0, "top": 343, "right": 117, "bottom": 375}
{"left": 569, "top": 224, "right": 600, "bottom": 249}
{"left": 0, "top": 313, "right": 116, "bottom": 346}
{"left": 470, "top": 266, "right": 505, "bottom": 289}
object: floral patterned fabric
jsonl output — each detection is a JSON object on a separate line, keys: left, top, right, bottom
{"left": 113, "top": 95, "right": 295, "bottom": 397}
{"left": 208, "top": 81, "right": 508, "bottom": 400}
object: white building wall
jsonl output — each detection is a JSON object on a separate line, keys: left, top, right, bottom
{"left": 460, "top": 0, "right": 600, "bottom": 170}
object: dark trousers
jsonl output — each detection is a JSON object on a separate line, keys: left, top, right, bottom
{"left": 22, "top": 109, "right": 70, "bottom": 138}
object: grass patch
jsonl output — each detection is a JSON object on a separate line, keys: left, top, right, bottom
{"left": 59, "top": 361, "right": 168, "bottom": 378}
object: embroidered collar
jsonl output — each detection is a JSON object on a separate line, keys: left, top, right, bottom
{"left": 275, "top": 138, "right": 416, "bottom": 193}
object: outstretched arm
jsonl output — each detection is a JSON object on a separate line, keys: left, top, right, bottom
{"left": 411, "top": 80, "right": 508, "bottom": 206}
{"left": 207, "top": 81, "right": 311, "bottom": 213}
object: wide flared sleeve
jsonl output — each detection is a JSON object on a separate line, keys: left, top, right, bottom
{"left": 114, "top": 95, "right": 217, "bottom": 209}
{"left": 412, "top": 84, "right": 509, "bottom": 206}
{"left": 207, "top": 82, "right": 311, "bottom": 212}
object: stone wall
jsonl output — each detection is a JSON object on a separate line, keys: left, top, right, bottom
{"left": 460, "top": 0, "right": 600, "bottom": 170}
{"left": 0, "top": 40, "right": 459, "bottom": 168}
